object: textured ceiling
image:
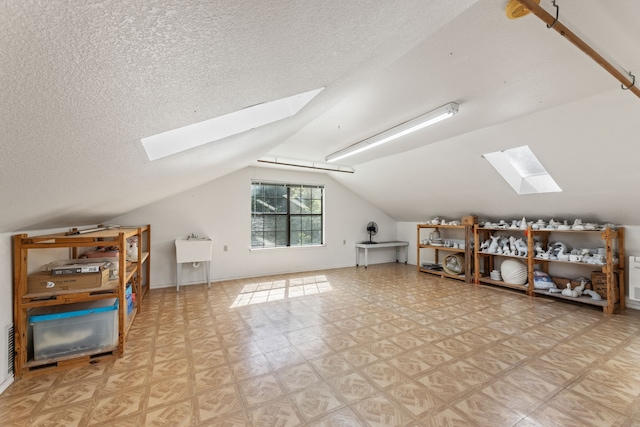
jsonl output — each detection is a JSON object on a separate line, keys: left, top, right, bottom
{"left": 1, "top": 0, "right": 639, "bottom": 232}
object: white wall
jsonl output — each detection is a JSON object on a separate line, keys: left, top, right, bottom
{"left": 107, "top": 167, "right": 399, "bottom": 288}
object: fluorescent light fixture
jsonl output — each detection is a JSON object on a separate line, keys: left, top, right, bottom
{"left": 483, "top": 145, "right": 562, "bottom": 195}
{"left": 141, "top": 87, "right": 324, "bottom": 160}
{"left": 257, "top": 156, "right": 355, "bottom": 173}
{"left": 325, "top": 102, "right": 459, "bottom": 163}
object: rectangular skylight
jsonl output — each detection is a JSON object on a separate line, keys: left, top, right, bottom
{"left": 141, "top": 87, "right": 324, "bottom": 161}
{"left": 483, "top": 145, "right": 561, "bottom": 195}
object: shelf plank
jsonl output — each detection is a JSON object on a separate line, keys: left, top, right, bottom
{"left": 419, "top": 268, "right": 466, "bottom": 281}
{"left": 477, "top": 252, "right": 527, "bottom": 260}
{"left": 478, "top": 277, "right": 529, "bottom": 292}
{"left": 532, "top": 289, "right": 609, "bottom": 307}
{"left": 419, "top": 245, "right": 466, "bottom": 252}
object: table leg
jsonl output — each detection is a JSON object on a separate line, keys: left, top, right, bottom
{"left": 356, "top": 247, "right": 359, "bottom": 267}
{"left": 364, "top": 248, "right": 368, "bottom": 269}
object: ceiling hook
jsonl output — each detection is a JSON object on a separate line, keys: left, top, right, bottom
{"left": 547, "top": 0, "right": 559, "bottom": 29}
{"left": 621, "top": 72, "right": 636, "bottom": 90}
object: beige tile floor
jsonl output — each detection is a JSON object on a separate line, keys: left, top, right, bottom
{"left": 3, "top": 263, "right": 640, "bottom": 426}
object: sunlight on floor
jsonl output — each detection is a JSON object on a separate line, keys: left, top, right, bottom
{"left": 230, "top": 275, "right": 333, "bottom": 308}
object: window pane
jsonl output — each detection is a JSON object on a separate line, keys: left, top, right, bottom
{"left": 276, "top": 232, "right": 287, "bottom": 246}
{"left": 290, "top": 198, "right": 300, "bottom": 214}
{"left": 311, "top": 199, "right": 322, "bottom": 214}
{"left": 252, "top": 182, "right": 323, "bottom": 248}
{"left": 290, "top": 216, "right": 301, "bottom": 231}
{"left": 276, "top": 197, "right": 287, "bottom": 213}
{"left": 264, "top": 216, "right": 276, "bottom": 232}
{"left": 301, "top": 216, "right": 311, "bottom": 231}
{"left": 264, "top": 231, "right": 276, "bottom": 247}
{"left": 251, "top": 216, "right": 263, "bottom": 231}
{"left": 276, "top": 215, "right": 287, "bottom": 231}
{"left": 290, "top": 231, "right": 301, "bottom": 246}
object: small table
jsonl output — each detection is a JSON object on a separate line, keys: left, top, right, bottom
{"left": 355, "top": 241, "right": 409, "bottom": 268}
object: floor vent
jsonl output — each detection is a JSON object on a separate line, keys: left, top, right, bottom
{"left": 6, "top": 324, "right": 14, "bottom": 375}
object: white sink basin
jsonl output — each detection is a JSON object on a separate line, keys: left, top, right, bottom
{"left": 175, "top": 238, "right": 213, "bottom": 263}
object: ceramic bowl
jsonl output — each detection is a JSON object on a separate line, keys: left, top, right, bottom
{"left": 500, "top": 259, "right": 528, "bottom": 285}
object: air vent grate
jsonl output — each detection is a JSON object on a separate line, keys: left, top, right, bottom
{"left": 6, "top": 324, "right": 14, "bottom": 375}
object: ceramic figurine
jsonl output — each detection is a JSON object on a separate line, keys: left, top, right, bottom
{"left": 562, "top": 283, "right": 578, "bottom": 298}
{"left": 534, "top": 241, "right": 544, "bottom": 258}
{"left": 584, "top": 290, "right": 602, "bottom": 300}
{"left": 519, "top": 217, "right": 527, "bottom": 230}
{"left": 515, "top": 238, "right": 528, "bottom": 257}
{"left": 574, "top": 280, "right": 586, "bottom": 296}
{"left": 572, "top": 219, "right": 585, "bottom": 230}
{"left": 488, "top": 235, "right": 500, "bottom": 253}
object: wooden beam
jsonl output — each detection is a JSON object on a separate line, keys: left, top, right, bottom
{"left": 514, "top": 0, "right": 640, "bottom": 99}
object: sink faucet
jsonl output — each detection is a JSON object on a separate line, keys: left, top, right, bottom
{"left": 188, "top": 233, "right": 198, "bottom": 239}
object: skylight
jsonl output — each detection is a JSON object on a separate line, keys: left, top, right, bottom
{"left": 483, "top": 145, "right": 562, "bottom": 195}
{"left": 141, "top": 88, "right": 324, "bottom": 161}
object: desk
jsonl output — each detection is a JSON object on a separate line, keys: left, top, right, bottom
{"left": 355, "top": 241, "right": 409, "bottom": 268}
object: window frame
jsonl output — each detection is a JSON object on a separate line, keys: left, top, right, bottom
{"left": 251, "top": 181, "right": 324, "bottom": 249}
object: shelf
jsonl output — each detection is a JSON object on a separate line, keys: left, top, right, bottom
{"left": 477, "top": 252, "right": 527, "bottom": 260}
{"left": 419, "top": 267, "right": 466, "bottom": 281}
{"left": 532, "top": 289, "right": 609, "bottom": 308}
{"left": 419, "top": 245, "right": 466, "bottom": 252}
{"left": 418, "top": 224, "right": 466, "bottom": 229}
{"left": 473, "top": 223, "right": 624, "bottom": 314}
{"left": 477, "top": 277, "right": 529, "bottom": 291}
{"left": 13, "top": 225, "right": 151, "bottom": 378}
{"left": 24, "top": 347, "right": 118, "bottom": 371}
{"left": 417, "top": 221, "right": 474, "bottom": 284}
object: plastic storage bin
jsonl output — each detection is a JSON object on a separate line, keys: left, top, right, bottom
{"left": 29, "top": 298, "right": 118, "bottom": 361}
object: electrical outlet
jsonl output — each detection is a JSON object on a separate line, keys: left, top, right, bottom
{"left": 343, "top": 240, "right": 346, "bottom": 245}
{"left": 223, "top": 245, "right": 228, "bottom": 252}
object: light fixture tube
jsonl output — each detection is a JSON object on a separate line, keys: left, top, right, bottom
{"left": 325, "top": 102, "right": 459, "bottom": 163}
{"left": 257, "top": 156, "right": 355, "bottom": 173}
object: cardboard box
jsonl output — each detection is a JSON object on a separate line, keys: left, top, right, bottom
{"left": 551, "top": 276, "right": 591, "bottom": 290}
{"left": 591, "top": 271, "right": 619, "bottom": 302}
{"left": 27, "top": 269, "right": 109, "bottom": 294}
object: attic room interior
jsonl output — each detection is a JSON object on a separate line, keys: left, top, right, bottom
{"left": 2, "top": 0, "right": 640, "bottom": 425}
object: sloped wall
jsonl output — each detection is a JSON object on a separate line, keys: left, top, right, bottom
{"left": 107, "top": 167, "right": 399, "bottom": 288}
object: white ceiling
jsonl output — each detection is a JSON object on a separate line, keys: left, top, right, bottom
{"left": 1, "top": 0, "right": 639, "bottom": 232}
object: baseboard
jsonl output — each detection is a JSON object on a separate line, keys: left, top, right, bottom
{"left": 0, "top": 375, "right": 14, "bottom": 395}
{"left": 625, "top": 298, "right": 640, "bottom": 311}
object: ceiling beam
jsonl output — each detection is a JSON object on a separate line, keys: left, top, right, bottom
{"left": 514, "top": 0, "right": 640, "bottom": 99}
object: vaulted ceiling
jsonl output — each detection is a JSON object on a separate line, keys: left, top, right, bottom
{"left": 2, "top": 0, "right": 639, "bottom": 232}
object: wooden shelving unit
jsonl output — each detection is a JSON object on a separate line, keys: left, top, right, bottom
{"left": 473, "top": 224, "right": 624, "bottom": 314}
{"left": 13, "top": 225, "right": 151, "bottom": 377}
{"left": 417, "top": 223, "right": 474, "bottom": 283}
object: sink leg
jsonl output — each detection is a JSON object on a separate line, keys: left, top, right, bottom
{"left": 205, "top": 261, "right": 211, "bottom": 288}
{"left": 176, "top": 263, "right": 182, "bottom": 291}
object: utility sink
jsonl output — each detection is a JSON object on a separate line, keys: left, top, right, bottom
{"left": 175, "top": 237, "right": 213, "bottom": 263}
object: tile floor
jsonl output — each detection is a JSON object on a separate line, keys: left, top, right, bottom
{"left": 2, "top": 263, "right": 640, "bottom": 426}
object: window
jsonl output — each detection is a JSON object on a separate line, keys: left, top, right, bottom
{"left": 251, "top": 182, "right": 324, "bottom": 248}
